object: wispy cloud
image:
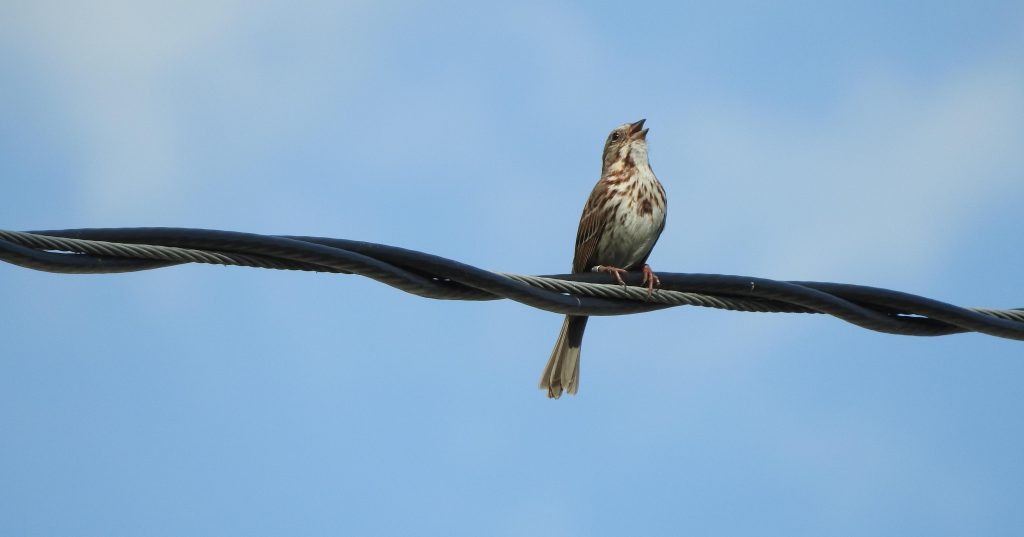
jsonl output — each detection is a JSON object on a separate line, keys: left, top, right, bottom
{"left": 6, "top": 1, "right": 377, "bottom": 221}
{"left": 665, "top": 56, "right": 1024, "bottom": 283}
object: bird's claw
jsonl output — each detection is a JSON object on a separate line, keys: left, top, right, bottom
{"left": 641, "top": 264, "right": 660, "bottom": 298}
{"left": 593, "top": 265, "right": 629, "bottom": 288}
{"left": 592, "top": 265, "right": 659, "bottom": 297}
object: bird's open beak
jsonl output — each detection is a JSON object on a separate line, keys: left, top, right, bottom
{"left": 628, "top": 118, "right": 649, "bottom": 141}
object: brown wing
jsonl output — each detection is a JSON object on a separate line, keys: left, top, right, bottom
{"left": 571, "top": 180, "right": 612, "bottom": 274}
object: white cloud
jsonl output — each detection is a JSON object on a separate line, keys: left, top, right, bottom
{"left": 5, "top": 1, "right": 376, "bottom": 221}
{"left": 7, "top": 2, "right": 238, "bottom": 219}
{"left": 665, "top": 56, "right": 1024, "bottom": 283}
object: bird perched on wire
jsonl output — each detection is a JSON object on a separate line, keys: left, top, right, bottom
{"left": 540, "top": 119, "right": 667, "bottom": 398}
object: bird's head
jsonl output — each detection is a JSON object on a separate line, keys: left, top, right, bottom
{"left": 601, "top": 119, "right": 649, "bottom": 175}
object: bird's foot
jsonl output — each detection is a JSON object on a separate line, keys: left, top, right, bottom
{"left": 591, "top": 265, "right": 629, "bottom": 288}
{"left": 641, "top": 264, "right": 660, "bottom": 298}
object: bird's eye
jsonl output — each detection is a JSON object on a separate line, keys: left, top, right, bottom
{"left": 610, "top": 132, "right": 622, "bottom": 142}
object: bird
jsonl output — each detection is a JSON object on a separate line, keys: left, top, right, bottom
{"left": 539, "top": 119, "right": 667, "bottom": 398}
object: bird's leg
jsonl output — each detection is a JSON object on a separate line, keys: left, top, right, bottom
{"left": 641, "top": 264, "right": 660, "bottom": 297}
{"left": 591, "top": 265, "right": 629, "bottom": 288}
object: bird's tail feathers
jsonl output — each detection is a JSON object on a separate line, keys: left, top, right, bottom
{"left": 539, "top": 316, "right": 587, "bottom": 398}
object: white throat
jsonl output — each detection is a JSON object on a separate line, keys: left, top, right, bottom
{"left": 628, "top": 142, "right": 649, "bottom": 166}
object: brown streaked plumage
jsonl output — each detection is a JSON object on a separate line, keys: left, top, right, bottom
{"left": 540, "top": 119, "right": 668, "bottom": 398}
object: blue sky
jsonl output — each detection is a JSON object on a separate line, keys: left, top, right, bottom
{"left": 2, "top": 1, "right": 1023, "bottom": 535}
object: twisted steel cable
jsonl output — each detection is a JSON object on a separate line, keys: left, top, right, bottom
{"left": 1, "top": 228, "right": 1022, "bottom": 341}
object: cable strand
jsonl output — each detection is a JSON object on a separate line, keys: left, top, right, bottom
{"left": 1, "top": 228, "right": 1021, "bottom": 341}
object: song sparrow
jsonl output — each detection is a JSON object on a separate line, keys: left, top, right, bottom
{"left": 540, "top": 119, "right": 667, "bottom": 398}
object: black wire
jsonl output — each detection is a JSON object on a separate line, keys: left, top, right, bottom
{"left": 0, "top": 235, "right": 179, "bottom": 273}
{"left": 21, "top": 228, "right": 672, "bottom": 315}
{"left": 1, "top": 227, "right": 1022, "bottom": 341}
